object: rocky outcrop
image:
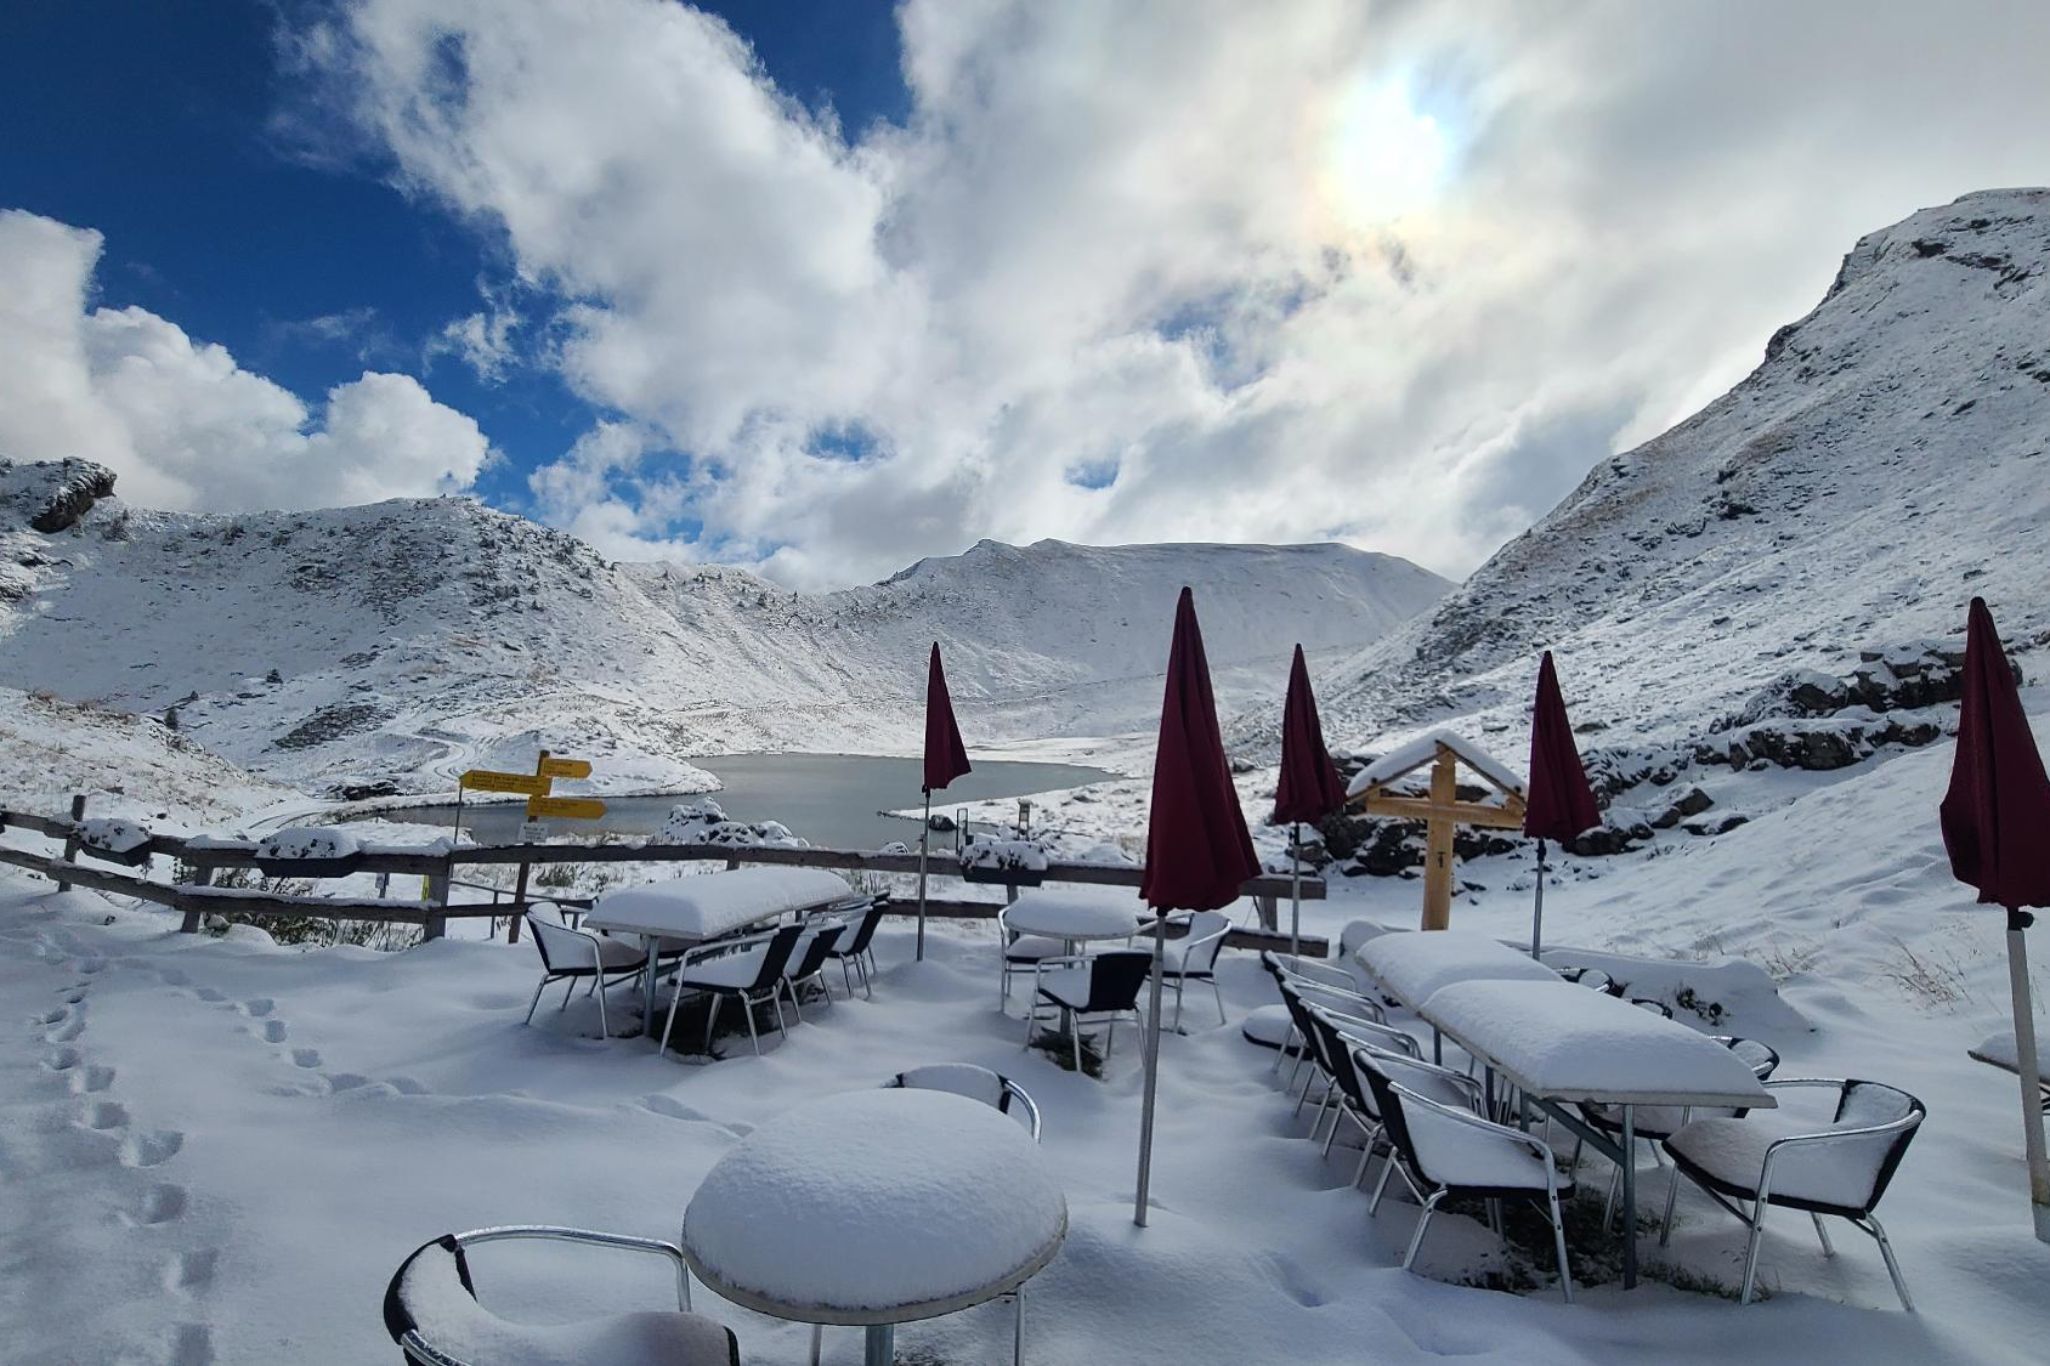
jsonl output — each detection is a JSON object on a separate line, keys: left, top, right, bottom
{"left": 1, "top": 458, "right": 118, "bottom": 534}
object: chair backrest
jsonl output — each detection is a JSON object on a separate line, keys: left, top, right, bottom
{"left": 1831, "top": 1079, "right": 1926, "bottom": 1210}
{"left": 1276, "top": 983, "right": 1331, "bottom": 1070}
{"left": 1630, "top": 997, "right": 1673, "bottom": 1018}
{"left": 1179, "top": 910, "right": 1232, "bottom": 973}
{"left": 1082, "top": 950, "right": 1154, "bottom": 1013}
{"left": 885, "top": 1063, "right": 1041, "bottom": 1138}
{"left": 743, "top": 924, "right": 807, "bottom": 993}
{"left": 1717, "top": 1036, "right": 1781, "bottom": 1079}
{"left": 524, "top": 913, "right": 588, "bottom": 974}
{"left": 787, "top": 923, "right": 844, "bottom": 980}
{"left": 838, "top": 903, "right": 886, "bottom": 956}
{"left": 1302, "top": 1007, "right": 1369, "bottom": 1111}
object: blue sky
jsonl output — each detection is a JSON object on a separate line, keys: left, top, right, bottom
{"left": 4, "top": 2, "right": 2049, "bottom": 587}
{"left": 0, "top": 0, "right": 907, "bottom": 520}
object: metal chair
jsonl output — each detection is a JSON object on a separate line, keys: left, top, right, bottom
{"left": 1158, "top": 910, "right": 1233, "bottom": 1029}
{"left": 1578, "top": 1034, "right": 1781, "bottom": 1224}
{"left": 662, "top": 923, "right": 806, "bottom": 1056}
{"left": 781, "top": 922, "right": 845, "bottom": 1021}
{"left": 884, "top": 1062, "right": 1042, "bottom": 1139}
{"left": 382, "top": 1226, "right": 738, "bottom": 1365}
{"left": 1021, "top": 949, "right": 1152, "bottom": 1070}
{"left": 522, "top": 912, "right": 647, "bottom": 1039}
{"left": 820, "top": 900, "right": 887, "bottom": 998}
{"left": 1660, "top": 1077, "right": 1925, "bottom": 1308}
{"left": 1362, "top": 1068, "right": 1577, "bottom": 1303}
{"left": 997, "top": 906, "right": 1064, "bottom": 1010}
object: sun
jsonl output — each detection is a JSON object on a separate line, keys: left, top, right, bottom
{"left": 1327, "top": 78, "right": 1450, "bottom": 227}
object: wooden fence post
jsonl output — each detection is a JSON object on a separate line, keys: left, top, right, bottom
{"left": 507, "top": 858, "right": 531, "bottom": 942}
{"left": 56, "top": 793, "right": 86, "bottom": 893}
{"left": 423, "top": 858, "right": 450, "bottom": 942}
{"left": 179, "top": 864, "right": 212, "bottom": 934}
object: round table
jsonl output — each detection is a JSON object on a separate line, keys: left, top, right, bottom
{"left": 682, "top": 1089, "right": 1067, "bottom": 1365}
{"left": 1002, "top": 889, "right": 1146, "bottom": 950}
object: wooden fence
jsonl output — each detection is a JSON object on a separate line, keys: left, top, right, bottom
{"left": 0, "top": 800, "right": 1330, "bottom": 956}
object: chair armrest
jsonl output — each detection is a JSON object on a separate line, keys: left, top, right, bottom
{"left": 1333, "top": 1020, "right": 1423, "bottom": 1060}
{"left": 452, "top": 1225, "right": 693, "bottom": 1311}
{"left": 1287, "top": 978, "right": 1387, "bottom": 1022}
{"left": 1393, "top": 1086, "right": 1563, "bottom": 1190}
{"left": 1281, "top": 958, "right": 1363, "bottom": 992}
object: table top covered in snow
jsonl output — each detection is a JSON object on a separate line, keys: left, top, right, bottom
{"left": 585, "top": 867, "right": 855, "bottom": 942}
{"left": 1419, "top": 980, "right": 1777, "bottom": 1110}
{"left": 1354, "top": 929, "right": 1561, "bottom": 1007}
{"left": 1003, "top": 887, "right": 1148, "bottom": 942}
{"left": 680, "top": 1088, "right": 1068, "bottom": 1325}
{"left": 1970, "top": 1027, "right": 2050, "bottom": 1076}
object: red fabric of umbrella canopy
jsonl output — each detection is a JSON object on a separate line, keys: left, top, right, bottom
{"left": 1523, "top": 650, "right": 1601, "bottom": 843}
{"left": 922, "top": 642, "right": 972, "bottom": 794}
{"left": 1142, "top": 588, "right": 1260, "bottom": 912}
{"left": 1940, "top": 599, "right": 2050, "bottom": 909}
{"left": 1273, "top": 644, "right": 1347, "bottom": 824}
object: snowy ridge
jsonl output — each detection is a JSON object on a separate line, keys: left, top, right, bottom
{"left": 0, "top": 465, "right": 1445, "bottom": 800}
{"left": 1290, "top": 188, "right": 2050, "bottom": 761}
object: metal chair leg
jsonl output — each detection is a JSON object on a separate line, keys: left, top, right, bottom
{"left": 1368, "top": 1155, "right": 1398, "bottom": 1215}
{"left": 558, "top": 976, "right": 577, "bottom": 1011}
{"left": 1212, "top": 978, "right": 1227, "bottom": 1026}
{"left": 1810, "top": 1212, "right": 1835, "bottom": 1256}
{"left": 1738, "top": 1198, "right": 1769, "bottom": 1305}
{"left": 785, "top": 978, "right": 807, "bottom": 1024}
{"left": 1012, "top": 1286, "right": 1025, "bottom": 1366}
{"left": 1658, "top": 1166, "right": 1683, "bottom": 1247}
{"left": 1864, "top": 1214, "right": 1914, "bottom": 1312}
{"left": 1548, "top": 1189, "right": 1575, "bottom": 1303}
{"left": 744, "top": 1001, "right": 761, "bottom": 1057}
{"left": 524, "top": 976, "right": 550, "bottom": 1025}
{"left": 810, "top": 1323, "right": 822, "bottom": 1366}
{"left": 698, "top": 993, "right": 721, "bottom": 1052}
{"left": 1402, "top": 1192, "right": 1445, "bottom": 1270}
{"left": 595, "top": 978, "right": 609, "bottom": 1038}
{"left": 1171, "top": 979, "right": 1185, "bottom": 1032}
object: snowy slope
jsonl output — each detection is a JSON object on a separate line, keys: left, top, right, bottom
{"left": 1295, "top": 188, "right": 2050, "bottom": 760}
{"left": 0, "top": 461, "right": 1445, "bottom": 799}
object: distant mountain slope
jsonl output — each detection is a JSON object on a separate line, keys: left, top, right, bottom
{"left": 1298, "top": 188, "right": 2050, "bottom": 756}
{"left": 0, "top": 461, "right": 1445, "bottom": 798}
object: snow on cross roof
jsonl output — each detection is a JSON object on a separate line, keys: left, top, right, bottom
{"left": 1345, "top": 729, "right": 1526, "bottom": 799}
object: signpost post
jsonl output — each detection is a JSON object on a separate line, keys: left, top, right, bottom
{"left": 460, "top": 752, "right": 606, "bottom": 943}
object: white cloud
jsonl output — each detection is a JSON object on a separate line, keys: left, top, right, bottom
{"left": 0, "top": 208, "right": 492, "bottom": 512}
{"left": 301, "top": 1, "right": 2050, "bottom": 586}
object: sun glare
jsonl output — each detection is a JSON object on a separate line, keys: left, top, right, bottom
{"left": 1329, "top": 79, "right": 1450, "bottom": 227}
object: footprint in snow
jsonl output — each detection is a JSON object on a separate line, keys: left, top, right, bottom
{"left": 166, "top": 1249, "right": 218, "bottom": 1297}
{"left": 194, "top": 987, "right": 227, "bottom": 1004}
{"left": 120, "top": 1129, "right": 184, "bottom": 1169}
{"left": 131, "top": 1183, "right": 189, "bottom": 1226}
{"left": 239, "top": 998, "right": 274, "bottom": 1018}
{"left": 261, "top": 1020, "right": 288, "bottom": 1044}
{"left": 46, "top": 1013, "right": 86, "bottom": 1043}
{"left": 81, "top": 1100, "right": 130, "bottom": 1131}
{"left": 165, "top": 1322, "right": 213, "bottom": 1366}
{"left": 292, "top": 1048, "right": 322, "bottom": 1069}
{"left": 71, "top": 1065, "right": 116, "bottom": 1095}
{"left": 76, "top": 956, "right": 105, "bottom": 975}
{"left": 43, "top": 1046, "right": 81, "bottom": 1071}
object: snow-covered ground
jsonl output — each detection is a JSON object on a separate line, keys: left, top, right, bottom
{"left": 5, "top": 695, "right": 2047, "bottom": 1364}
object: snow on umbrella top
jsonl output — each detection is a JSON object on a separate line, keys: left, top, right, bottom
{"left": 923, "top": 642, "right": 972, "bottom": 794}
{"left": 1940, "top": 599, "right": 2050, "bottom": 910}
{"left": 1523, "top": 651, "right": 1601, "bottom": 844}
{"left": 1141, "top": 588, "right": 1259, "bottom": 913}
{"left": 1273, "top": 644, "right": 1347, "bottom": 825}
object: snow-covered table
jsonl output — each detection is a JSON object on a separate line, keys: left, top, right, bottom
{"left": 585, "top": 868, "right": 860, "bottom": 1037}
{"left": 1354, "top": 929, "right": 1561, "bottom": 1006}
{"left": 1416, "top": 979, "right": 1774, "bottom": 1289}
{"left": 681, "top": 1089, "right": 1067, "bottom": 1366}
{"left": 1001, "top": 888, "right": 1147, "bottom": 947}
{"left": 1970, "top": 1027, "right": 2050, "bottom": 1111}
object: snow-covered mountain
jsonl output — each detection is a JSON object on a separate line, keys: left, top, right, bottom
{"left": 0, "top": 462, "right": 1445, "bottom": 799}
{"left": 1295, "top": 188, "right": 2050, "bottom": 761}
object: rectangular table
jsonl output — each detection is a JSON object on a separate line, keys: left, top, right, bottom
{"left": 1354, "top": 930, "right": 1562, "bottom": 1062}
{"left": 1412, "top": 978, "right": 1774, "bottom": 1288}
{"left": 584, "top": 868, "right": 862, "bottom": 1037}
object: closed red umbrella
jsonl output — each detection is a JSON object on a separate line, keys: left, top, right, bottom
{"left": 1522, "top": 651, "right": 1602, "bottom": 961}
{"left": 1136, "top": 588, "right": 1259, "bottom": 1226}
{"left": 1939, "top": 598, "right": 2050, "bottom": 1241}
{"left": 1273, "top": 644, "right": 1346, "bottom": 959}
{"left": 916, "top": 643, "right": 972, "bottom": 961}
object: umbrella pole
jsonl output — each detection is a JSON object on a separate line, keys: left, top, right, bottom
{"left": 1531, "top": 838, "right": 1547, "bottom": 961}
{"left": 2003, "top": 907, "right": 2050, "bottom": 1242}
{"left": 915, "top": 788, "right": 931, "bottom": 963}
{"left": 1289, "top": 821, "right": 1302, "bottom": 965}
{"left": 1135, "top": 912, "right": 1168, "bottom": 1228}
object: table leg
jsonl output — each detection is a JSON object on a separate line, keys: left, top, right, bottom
{"left": 864, "top": 1323, "right": 894, "bottom": 1365}
{"left": 641, "top": 935, "right": 659, "bottom": 1042}
{"left": 1621, "top": 1106, "right": 1638, "bottom": 1289}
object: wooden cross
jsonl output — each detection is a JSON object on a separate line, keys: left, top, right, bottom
{"left": 1349, "top": 738, "right": 1526, "bottom": 931}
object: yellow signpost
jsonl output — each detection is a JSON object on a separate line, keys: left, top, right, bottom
{"left": 525, "top": 795, "right": 607, "bottom": 821}
{"left": 460, "top": 769, "right": 551, "bottom": 797}
{"left": 537, "top": 756, "right": 593, "bottom": 780}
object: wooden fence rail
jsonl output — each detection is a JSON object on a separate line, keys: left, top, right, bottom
{"left": 0, "top": 801, "right": 1329, "bottom": 955}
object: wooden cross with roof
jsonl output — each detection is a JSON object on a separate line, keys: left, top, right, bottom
{"left": 1345, "top": 730, "right": 1527, "bottom": 931}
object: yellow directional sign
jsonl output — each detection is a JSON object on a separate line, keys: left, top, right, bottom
{"left": 537, "top": 756, "right": 592, "bottom": 780}
{"left": 461, "top": 769, "right": 551, "bottom": 797}
{"left": 526, "top": 795, "right": 607, "bottom": 821}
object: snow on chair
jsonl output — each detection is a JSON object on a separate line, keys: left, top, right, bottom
{"left": 883, "top": 1063, "right": 1042, "bottom": 1140}
{"left": 780, "top": 922, "right": 845, "bottom": 1022}
{"left": 1021, "top": 949, "right": 1152, "bottom": 1071}
{"left": 1659, "top": 1077, "right": 1925, "bottom": 1309}
{"left": 1361, "top": 1065, "right": 1577, "bottom": 1303}
{"left": 382, "top": 1226, "right": 738, "bottom": 1365}
{"left": 522, "top": 912, "right": 649, "bottom": 1040}
{"left": 820, "top": 900, "right": 887, "bottom": 999}
{"left": 1157, "top": 909, "right": 1232, "bottom": 1029}
{"left": 662, "top": 924, "right": 806, "bottom": 1057}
